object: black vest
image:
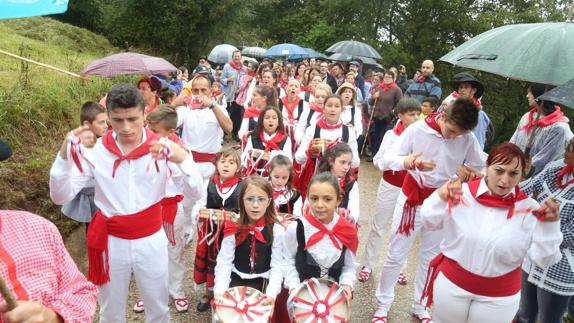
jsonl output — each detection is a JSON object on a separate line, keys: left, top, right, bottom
{"left": 234, "top": 224, "right": 274, "bottom": 274}
{"left": 205, "top": 180, "right": 241, "bottom": 213}
{"left": 248, "top": 118, "right": 257, "bottom": 132}
{"left": 251, "top": 133, "right": 288, "bottom": 151}
{"left": 348, "top": 106, "right": 355, "bottom": 126}
{"left": 294, "top": 219, "right": 346, "bottom": 283}
{"left": 278, "top": 98, "right": 305, "bottom": 121}
{"left": 304, "top": 91, "right": 311, "bottom": 102}
{"left": 306, "top": 109, "right": 316, "bottom": 128}
{"left": 312, "top": 124, "right": 350, "bottom": 142}
{"left": 340, "top": 180, "right": 355, "bottom": 209}
{"left": 277, "top": 191, "right": 300, "bottom": 214}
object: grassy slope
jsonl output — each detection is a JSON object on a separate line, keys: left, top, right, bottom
{"left": 0, "top": 17, "right": 119, "bottom": 236}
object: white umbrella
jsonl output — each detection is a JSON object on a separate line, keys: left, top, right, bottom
{"left": 208, "top": 44, "right": 239, "bottom": 64}
{"left": 241, "top": 47, "right": 267, "bottom": 59}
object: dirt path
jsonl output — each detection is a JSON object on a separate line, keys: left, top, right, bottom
{"left": 65, "top": 161, "right": 421, "bottom": 322}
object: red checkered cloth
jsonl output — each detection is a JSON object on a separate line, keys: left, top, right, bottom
{"left": 0, "top": 210, "right": 98, "bottom": 322}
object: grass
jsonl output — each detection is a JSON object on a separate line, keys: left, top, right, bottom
{"left": 0, "top": 17, "right": 122, "bottom": 236}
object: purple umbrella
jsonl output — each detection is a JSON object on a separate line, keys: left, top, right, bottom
{"left": 80, "top": 52, "right": 177, "bottom": 77}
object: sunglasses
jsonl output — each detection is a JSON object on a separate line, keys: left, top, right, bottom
{"left": 243, "top": 196, "right": 270, "bottom": 205}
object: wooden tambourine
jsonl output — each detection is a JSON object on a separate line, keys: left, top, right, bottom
{"left": 311, "top": 138, "right": 333, "bottom": 156}
{"left": 198, "top": 208, "right": 239, "bottom": 223}
{"left": 214, "top": 286, "right": 273, "bottom": 323}
{"left": 291, "top": 278, "right": 350, "bottom": 323}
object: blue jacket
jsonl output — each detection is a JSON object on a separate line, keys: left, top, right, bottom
{"left": 405, "top": 74, "right": 442, "bottom": 103}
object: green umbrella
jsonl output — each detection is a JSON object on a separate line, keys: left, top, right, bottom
{"left": 440, "top": 22, "right": 574, "bottom": 86}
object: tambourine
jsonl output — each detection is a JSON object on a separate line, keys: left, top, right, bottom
{"left": 214, "top": 286, "right": 273, "bottom": 323}
{"left": 291, "top": 278, "right": 350, "bottom": 323}
{"left": 311, "top": 138, "right": 332, "bottom": 156}
{"left": 198, "top": 208, "right": 239, "bottom": 223}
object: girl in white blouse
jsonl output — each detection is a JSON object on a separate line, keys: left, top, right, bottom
{"left": 420, "top": 143, "right": 562, "bottom": 323}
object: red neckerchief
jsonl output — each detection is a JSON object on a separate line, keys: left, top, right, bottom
{"left": 521, "top": 106, "right": 567, "bottom": 133}
{"left": 211, "top": 90, "right": 222, "bottom": 98}
{"left": 212, "top": 174, "right": 240, "bottom": 193}
{"left": 424, "top": 112, "right": 442, "bottom": 135}
{"left": 223, "top": 216, "right": 270, "bottom": 273}
{"left": 228, "top": 61, "right": 243, "bottom": 74}
{"left": 416, "top": 75, "right": 426, "bottom": 83}
{"left": 380, "top": 82, "right": 397, "bottom": 92}
{"left": 450, "top": 91, "right": 481, "bottom": 107}
{"left": 557, "top": 165, "right": 574, "bottom": 188}
{"left": 304, "top": 209, "right": 358, "bottom": 254}
{"left": 101, "top": 129, "right": 158, "bottom": 178}
{"left": 281, "top": 96, "right": 301, "bottom": 122}
{"left": 309, "top": 103, "right": 323, "bottom": 120}
{"left": 260, "top": 131, "right": 286, "bottom": 152}
{"left": 301, "top": 86, "right": 309, "bottom": 92}
{"left": 273, "top": 187, "right": 288, "bottom": 201}
{"left": 467, "top": 178, "right": 528, "bottom": 219}
{"left": 393, "top": 121, "right": 406, "bottom": 136}
{"left": 316, "top": 117, "right": 342, "bottom": 130}
{"left": 243, "top": 105, "right": 261, "bottom": 119}
{"left": 167, "top": 132, "right": 186, "bottom": 150}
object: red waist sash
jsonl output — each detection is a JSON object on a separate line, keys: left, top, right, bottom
{"left": 422, "top": 253, "right": 521, "bottom": 307}
{"left": 191, "top": 151, "right": 217, "bottom": 163}
{"left": 161, "top": 195, "right": 184, "bottom": 246}
{"left": 383, "top": 170, "right": 407, "bottom": 188}
{"left": 397, "top": 173, "right": 435, "bottom": 236}
{"left": 87, "top": 202, "right": 163, "bottom": 285}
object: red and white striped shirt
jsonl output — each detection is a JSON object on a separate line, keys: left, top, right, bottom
{"left": 0, "top": 210, "right": 98, "bottom": 322}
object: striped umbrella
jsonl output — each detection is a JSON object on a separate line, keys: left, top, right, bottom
{"left": 80, "top": 52, "right": 177, "bottom": 77}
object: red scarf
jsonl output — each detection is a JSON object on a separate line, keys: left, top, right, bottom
{"left": 223, "top": 217, "right": 270, "bottom": 273}
{"left": 424, "top": 112, "right": 442, "bottom": 135}
{"left": 213, "top": 174, "right": 240, "bottom": 193}
{"left": 557, "top": 165, "right": 574, "bottom": 188}
{"left": 316, "top": 117, "right": 342, "bottom": 130}
{"left": 521, "top": 106, "right": 567, "bottom": 133}
{"left": 281, "top": 96, "right": 301, "bottom": 122}
{"left": 101, "top": 129, "right": 158, "bottom": 178}
{"left": 260, "top": 131, "right": 286, "bottom": 152}
{"left": 301, "top": 86, "right": 309, "bottom": 92}
{"left": 228, "top": 61, "right": 243, "bottom": 74}
{"left": 304, "top": 209, "right": 358, "bottom": 254}
{"left": 211, "top": 90, "right": 222, "bottom": 99}
{"left": 243, "top": 105, "right": 262, "bottom": 119}
{"left": 167, "top": 132, "right": 186, "bottom": 149}
{"left": 467, "top": 178, "right": 528, "bottom": 219}
{"left": 380, "top": 82, "right": 397, "bottom": 92}
{"left": 309, "top": 103, "right": 323, "bottom": 116}
{"left": 416, "top": 75, "right": 426, "bottom": 83}
{"left": 450, "top": 91, "right": 481, "bottom": 107}
{"left": 145, "top": 97, "right": 159, "bottom": 114}
{"left": 393, "top": 121, "right": 406, "bottom": 136}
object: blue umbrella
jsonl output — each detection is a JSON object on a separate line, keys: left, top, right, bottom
{"left": 305, "top": 48, "right": 326, "bottom": 59}
{"left": 263, "top": 43, "right": 309, "bottom": 59}
{"left": 0, "top": 0, "right": 69, "bottom": 20}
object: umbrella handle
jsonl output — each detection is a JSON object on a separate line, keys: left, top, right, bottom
{"left": 361, "top": 98, "right": 378, "bottom": 156}
{"left": 0, "top": 275, "right": 18, "bottom": 311}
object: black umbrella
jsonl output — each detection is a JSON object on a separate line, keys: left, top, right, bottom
{"left": 537, "top": 79, "right": 574, "bottom": 109}
{"left": 326, "top": 40, "right": 382, "bottom": 60}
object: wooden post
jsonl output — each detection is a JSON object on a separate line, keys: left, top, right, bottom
{"left": 0, "top": 49, "right": 85, "bottom": 79}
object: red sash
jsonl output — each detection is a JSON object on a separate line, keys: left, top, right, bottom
{"left": 87, "top": 202, "right": 163, "bottom": 285}
{"left": 522, "top": 106, "right": 567, "bottom": 133}
{"left": 557, "top": 165, "right": 574, "bottom": 188}
{"left": 191, "top": 151, "right": 217, "bottom": 163}
{"left": 398, "top": 173, "right": 436, "bottom": 235}
{"left": 383, "top": 170, "right": 407, "bottom": 187}
{"left": 161, "top": 195, "right": 184, "bottom": 245}
{"left": 101, "top": 129, "right": 158, "bottom": 178}
{"left": 422, "top": 253, "right": 521, "bottom": 307}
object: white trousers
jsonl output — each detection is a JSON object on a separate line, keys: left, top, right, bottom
{"left": 183, "top": 162, "right": 214, "bottom": 240}
{"left": 374, "top": 192, "right": 443, "bottom": 315}
{"left": 432, "top": 272, "right": 520, "bottom": 323}
{"left": 361, "top": 178, "right": 401, "bottom": 269}
{"left": 98, "top": 230, "right": 169, "bottom": 323}
{"left": 168, "top": 203, "right": 187, "bottom": 299}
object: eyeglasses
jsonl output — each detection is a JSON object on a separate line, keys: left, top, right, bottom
{"left": 243, "top": 196, "right": 270, "bottom": 205}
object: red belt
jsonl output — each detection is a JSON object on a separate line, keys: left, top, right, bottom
{"left": 397, "top": 173, "right": 436, "bottom": 236}
{"left": 191, "top": 151, "right": 217, "bottom": 163}
{"left": 161, "top": 195, "right": 184, "bottom": 246}
{"left": 421, "top": 253, "right": 521, "bottom": 307}
{"left": 383, "top": 170, "right": 406, "bottom": 187}
{"left": 87, "top": 202, "right": 163, "bottom": 285}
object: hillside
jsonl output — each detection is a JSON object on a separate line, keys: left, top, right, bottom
{"left": 0, "top": 17, "right": 119, "bottom": 236}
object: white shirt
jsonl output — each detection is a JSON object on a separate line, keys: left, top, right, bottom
{"left": 294, "top": 106, "right": 322, "bottom": 145}
{"left": 421, "top": 178, "right": 562, "bottom": 277}
{"left": 341, "top": 104, "right": 363, "bottom": 136}
{"left": 295, "top": 123, "right": 360, "bottom": 168}
{"left": 387, "top": 117, "right": 487, "bottom": 188}
{"left": 298, "top": 91, "right": 315, "bottom": 103}
{"left": 373, "top": 123, "right": 400, "bottom": 172}
{"left": 213, "top": 224, "right": 284, "bottom": 298}
{"left": 241, "top": 132, "right": 293, "bottom": 170}
{"left": 238, "top": 117, "right": 257, "bottom": 140}
{"left": 177, "top": 105, "right": 227, "bottom": 155}
{"left": 282, "top": 213, "right": 357, "bottom": 290}
{"left": 50, "top": 131, "right": 203, "bottom": 217}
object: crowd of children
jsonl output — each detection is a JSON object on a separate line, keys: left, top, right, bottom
{"left": 41, "top": 55, "right": 569, "bottom": 323}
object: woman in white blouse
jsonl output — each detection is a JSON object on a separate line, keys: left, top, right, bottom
{"left": 420, "top": 142, "right": 562, "bottom": 323}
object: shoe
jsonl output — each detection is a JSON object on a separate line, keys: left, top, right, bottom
{"left": 372, "top": 315, "right": 387, "bottom": 322}
{"left": 413, "top": 311, "right": 434, "bottom": 323}
{"left": 398, "top": 271, "right": 408, "bottom": 285}
{"left": 196, "top": 295, "right": 212, "bottom": 312}
{"left": 133, "top": 299, "right": 144, "bottom": 313}
{"left": 174, "top": 298, "right": 189, "bottom": 313}
{"left": 358, "top": 266, "right": 372, "bottom": 282}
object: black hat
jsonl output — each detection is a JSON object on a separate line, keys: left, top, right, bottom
{"left": 0, "top": 139, "right": 12, "bottom": 161}
{"left": 193, "top": 66, "right": 210, "bottom": 75}
{"left": 452, "top": 72, "right": 484, "bottom": 99}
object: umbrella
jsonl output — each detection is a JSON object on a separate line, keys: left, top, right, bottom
{"left": 305, "top": 48, "right": 326, "bottom": 59}
{"left": 440, "top": 22, "right": 574, "bottom": 86}
{"left": 241, "top": 47, "right": 267, "bottom": 59}
{"left": 80, "top": 52, "right": 177, "bottom": 77}
{"left": 0, "top": 0, "right": 68, "bottom": 20}
{"left": 208, "top": 44, "right": 239, "bottom": 64}
{"left": 327, "top": 53, "right": 383, "bottom": 70}
{"left": 326, "top": 40, "right": 382, "bottom": 60}
{"left": 538, "top": 79, "right": 574, "bottom": 109}
{"left": 262, "top": 43, "right": 309, "bottom": 59}
{"left": 242, "top": 56, "right": 258, "bottom": 64}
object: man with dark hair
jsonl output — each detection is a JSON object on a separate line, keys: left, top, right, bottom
{"left": 221, "top": 50, "right": 246, "bottom": 138}
{"left": 50, "top": 83, "right": 203, "bottom": 322}
{"left": 405, "top": 59, "right": 442, "bottom": 103}
{"left": 371, "top": 97, "right": 485, "bottom": 323}
{"left": 319, "top": 61, "right": 338, "bottom": 93}
{"left": 348, "top": 60, "right": 366, "bottom": 99}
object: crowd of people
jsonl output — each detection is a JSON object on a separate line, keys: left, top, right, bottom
{"left": 1, "top": 48, "right": 573, "bottom": 323}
